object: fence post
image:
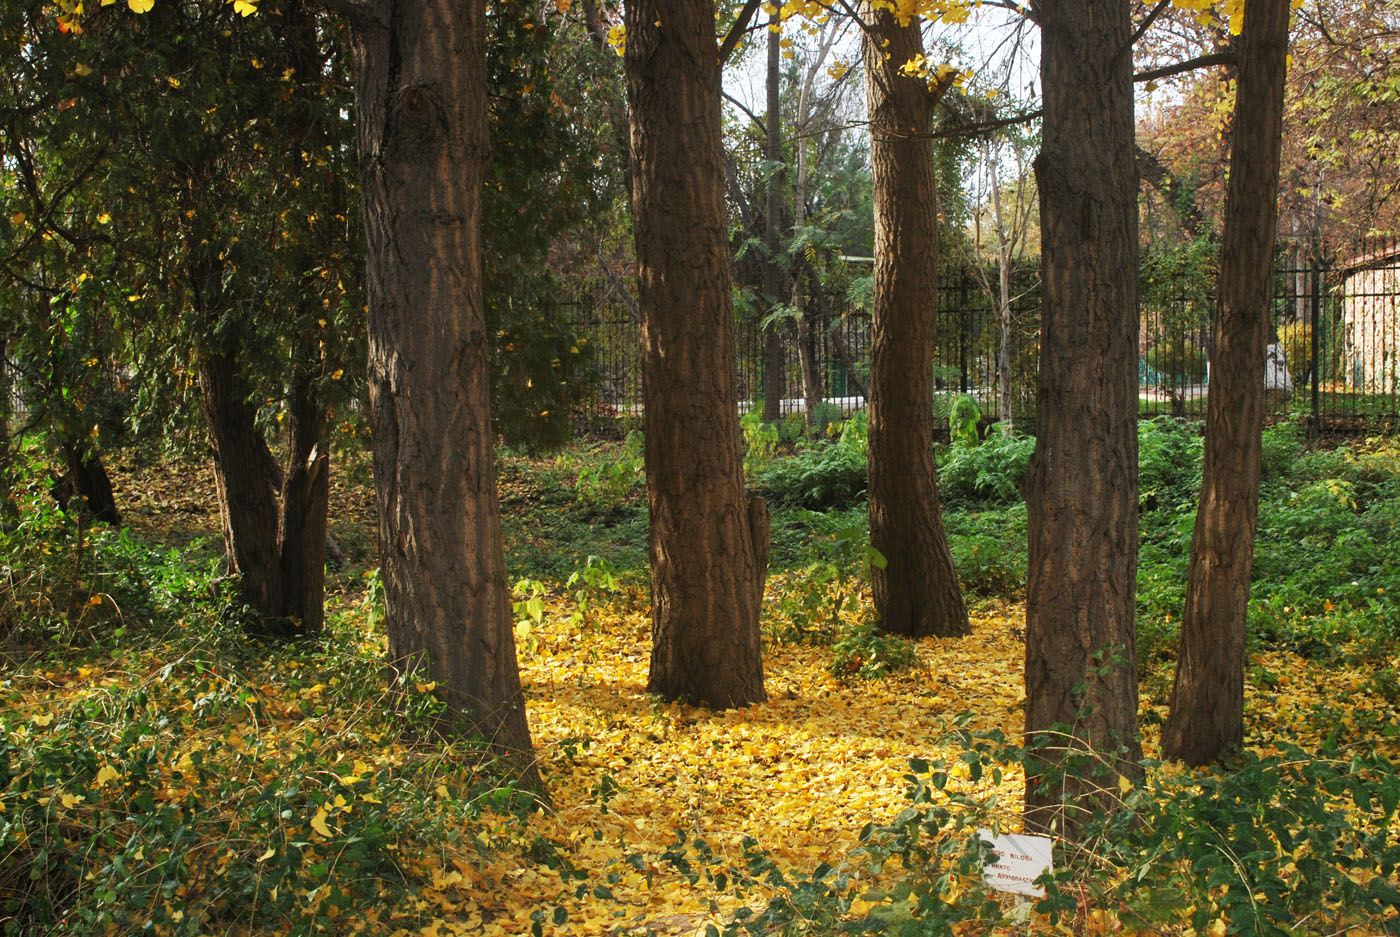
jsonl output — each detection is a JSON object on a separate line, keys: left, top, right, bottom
{"left": 1310, "top": 258, "right": 1321, "bottom": 438}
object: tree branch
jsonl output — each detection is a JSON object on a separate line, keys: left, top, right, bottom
{"left": 717, "top": 0, "right": 765, "bottom": 68}
{"left": 722, "top": 90, "right": 767, "bottom": 136}
{"left": 1127, "top": 0, "right": 1173, "bottom": 53}
{"left": 1135, "top": 50, "right": 1237, "bottom": 84}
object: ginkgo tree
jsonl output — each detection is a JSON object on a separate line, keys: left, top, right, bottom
{"left": 30, "top": 0, "right": 363, "bottom": 640}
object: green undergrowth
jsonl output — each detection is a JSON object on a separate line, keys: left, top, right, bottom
{"left": 1, "top": 583, "right": 537, "bottom": 937}
{"left": 1, "top": 453, "right": 537, "bottom": 936}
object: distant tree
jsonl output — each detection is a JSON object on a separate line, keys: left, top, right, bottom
{"left": 965, "top": 115, "right": 1038, "bottom": 431}
{"left": 483, "top": 2, "right": 610, "bottom": 452}
{"left": 1022, "top": 0, "right": 1143, "bottom": 835}
{"left": 861, "top": 4, "right": 969, "bottom": 639}
{"left": 624, "top": 0, "right": 769, "bottom": 707}
{"left": 1163, "top": 0, "right": 1291, "bottom": 766}
{"left": 761, "top": 1, "right": 786, "bottom": 425}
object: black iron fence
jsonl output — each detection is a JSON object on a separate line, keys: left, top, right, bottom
{"left": 570, "top": 240, "right": 1400, "bottom": 437}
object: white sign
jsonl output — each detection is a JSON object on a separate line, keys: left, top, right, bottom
{"left": 978, "top": 829, "right": 1053, "bottom": 897}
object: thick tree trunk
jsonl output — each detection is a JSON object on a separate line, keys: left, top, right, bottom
{"left": 197, "top": 349, "right": 284, "bottom": 621}
{"left": 1162, "top": 0, "right": 1290, "bottom": 767}
{"left": 761, "top": 5, "right": 786, "bottom": 425}
{"left": 862, "top": 6, "right": 969, "bottom": 639}
{"left": 1024, "top": 0, "right": 1143, "bottom": 835}
{"left": 198, "top": 344, "right": 330, "bottom": 639}
{"left": 625, "top": 0, "right": 768, "bottom": 708}
{"left": 349, "top": 0, "right": 539, "bottom": 779}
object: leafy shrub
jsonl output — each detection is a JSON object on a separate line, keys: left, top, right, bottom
{"left": 573, "top": 431, "right": 643, "bottom": 516}
{"left": 754, "top": 419, "right": 868, "bottom": 510}
{"left": 0, "top": 626, "right": 532, "bottom": 937}
{"left": 808, "top": 402, "right": 846, "bottom": 438}
{"left": 945, "top": 504, "right": 1027, "bottom": 598}
{"left": 947, "top": 394, "right": 981, "bottom": 447}
{"left": 1260, "top": 418, "right": 1304, "bottom": 478}
{"left": 1137, "top": 417, "right": 1203, "bottom": 512}
{"left": 938, "top": 432, "right": 1034, "bottom": 504}
{"left": 828, "top": 623, "right": 918, "bottom": 680}
{"left": 0, "top": 449, "right": 226, "bottom": 656}
{"left": 766, "top": 522, "right": 880, "bottom": 644}
{"left": 740, "top": 411, "right": 778, "bottom": 477}
{"left": 1279, "top": 320, "right": 1313, "bottom": 385}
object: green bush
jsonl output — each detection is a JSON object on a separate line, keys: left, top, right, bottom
{"left": 1279, "top": 321, "right": 1312, "bottom": 385}
{"left": 1260, "top": 419, "right": 1304, "bottom": 478}
{"left": 1137, "top": 417, "right": 1203, "bottom": 512}
{"left": 945, "top": 504, "right": 1028, "bottom": 598}
{"left": 828, "top": 622, "right": 918, "bottom": 681}
{"left": 740, "top": 411, "right": 779, "bottom": 477}
{"left": 572, "top": 431, "right": 643, "bottom": 516}
{"left": 754, "top": 417, "right": 869, "bottom": 510}
{"left": 947, "top": 394, "right": 981, "bottom": 447}
{"left": 0, "top": 622, "right": 533, "bottom": 936}
{"left": 937, "top": 432, "right": 1034, "bottom": 504}
{"left": 765, "top": 521, "right": 880, "bottom": 645}
{"left": 0, "top": 448, "right": 226, "bottom": 657}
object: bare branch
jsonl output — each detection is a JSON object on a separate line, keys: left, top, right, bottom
{"left": 1135, "top": 50, "right": 1237, "bottom": 84}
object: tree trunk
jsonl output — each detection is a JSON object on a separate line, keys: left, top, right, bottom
{"left": 795, "top": 289, "right": 823, "bottom": 419}
{"left": 1162, "top": 0, "right": 1290, "bottom": 767}
{"left": 792, "top": 34, "right": 831, "bottom": 425}
{"left": 862, "top": 5, "right": 969, "bottom": 639}
{"left": 989, "top": 148, "right": 1016, "bottom": 431}
{"left": 349, "top": 0, "right": 539, "bottom": 780}
{"left": 761, "top": 5, "right": 786, "bottom": 425}
{"left": 56, "top": 443, "right": 120, "bottom": 527}
{"left": 1023, "top": 0, "right": 1143, "bottom": 836}
{"left": 277, "top": 355, "right": 330, "bottom": 637}
{"left": 197, "top": 348, "right": 284, "bottom": 621}
{"left": 625, "top": 0, "right": 768, "bottom": 708}
{"left": 0, "top": 335, "right": 13, "bottom": 528}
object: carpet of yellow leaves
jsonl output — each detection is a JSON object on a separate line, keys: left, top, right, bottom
{"left": 396, "top": 589, "right": 1400, "bottom": 937}
{"left": 385, "top": 596, "right": 1031, "bottom": 937}
{"left": 28, "top": 456, "right": 1393, "bottom": 937}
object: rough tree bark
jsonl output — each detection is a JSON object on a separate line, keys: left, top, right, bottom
{"left": 348, "top": 0, "right": 539, "bottom": 779}
{"left": 1023, "top": 0, "right": 1143, "bottom": 835}
{"left": 1162, "top": 0, "right": 1291, "bottom": 766}
{"left": 277, "top": 350, "right": 329, "bottom": 635}
{"left": 862, "top": 5, "right": 969, "bottom": 639}
{"left": 625, "top": 0, "right": 768, "bottom": 708}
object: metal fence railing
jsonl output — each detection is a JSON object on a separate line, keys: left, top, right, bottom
{"left": 570, "top": 241, "right": 1400, "bottom": 437}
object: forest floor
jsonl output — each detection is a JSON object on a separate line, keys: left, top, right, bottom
{"left": 4, "top": 436, "right": 1400, "bottom": 936}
